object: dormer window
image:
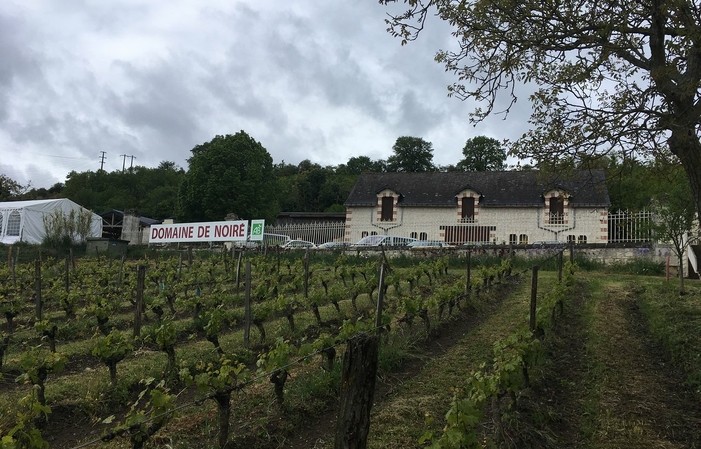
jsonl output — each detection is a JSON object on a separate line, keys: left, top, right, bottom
{"left": 549, "top": 197, "right": 564, "bottom": 223}
{"left": 544, "top": 189, "right": 569, "bottom": 225}
{"left": 461, "top": 197, "right": 475, "bottom": 222}
{"left": 456, "top": 188, "right": 480, "bottom": 223}
{"left": 381, "top": 196, "right": 394, "bottom": 221}
{"left": 376, "top": 189, "right": 400, "bottom": 223}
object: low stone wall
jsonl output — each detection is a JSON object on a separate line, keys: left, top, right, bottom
{"left": 371, "top": 242, "right": 682, "bottom": 272}
{"left": 571, "top": 243, "right": 673, "bottom": 266}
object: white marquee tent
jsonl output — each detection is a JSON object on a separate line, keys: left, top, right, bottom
{"left": 0, "top": 199, "right": 102, "bottom": 245}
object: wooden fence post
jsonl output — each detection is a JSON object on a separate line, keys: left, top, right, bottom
{"left": 530, "top": 266, "right": 539, "bottom": 333}
{"left": 244, "top": 262, "right": 251, "bottom": 348}
{"left": 35, "top": 260, "right": 42, "bottom": 321}
{"left": 375, "top": 262, "right": 385, "bottom": 334}
{"left": 65, "top": 255, "right": 70, "bottom": 292}
{"left": 303, "top": 249, "right": 310, "bottom": 299}
{"left": 334, "top": 334, "right": 379, "bottom": 449}
{"left": 569, "top": 242, "right": 574, "bottom": 264}
{"left": 134, "top": 265, "right": 145, "bottom": 338}
{"left": 236, "top": 251, "right": 243, "bottom": 294}
{"left": 558, "top": 251, "right": 563, "bottom": 283}
{"left": 465, "top": 250, "right": 472, "bottom": 295}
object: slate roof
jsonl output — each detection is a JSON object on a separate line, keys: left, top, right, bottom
{"left": 99, "top": 210, "right": 161, "bottom": 226}
{"left": 345, "top": 170, "right": 610, "bottom": 208}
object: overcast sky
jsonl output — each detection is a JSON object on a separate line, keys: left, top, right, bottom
{"left": 1, "top": 1, "right": 532, "bottom": 189}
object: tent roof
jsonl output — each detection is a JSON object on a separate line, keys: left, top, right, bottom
{"left": 0, "top": 199, "right": 79, "bottom": 209}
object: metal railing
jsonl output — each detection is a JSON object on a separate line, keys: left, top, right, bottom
{"left": 265, "top": 221, "right": 346, "bottom": 245}
{"left": 607, "top": 209, "right": 654, "bottom": 243}
{"left": 263, "top": 210, "right": 657, "bottom": 245}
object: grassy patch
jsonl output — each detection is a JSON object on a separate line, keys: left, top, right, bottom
{"left": 636, "top": 279, "right": 701, "bottom": 390}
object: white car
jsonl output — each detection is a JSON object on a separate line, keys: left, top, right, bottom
{"left": 316, "top": 241, "right": 350, "bottom": 250}
{"left": 281, "top": 240, "right": 316, "bottom": 249}
{"left": 407, "top": 240, "right": 452, "bottom": 249}
{"left": 352, "top": 235, "right": 417, "bottom": 247}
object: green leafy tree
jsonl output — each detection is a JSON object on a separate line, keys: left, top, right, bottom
{"left": 386, "top": 136, "right": 436, "bottom": 172}
{"left": 0, "top": 174, "right": 27, "bottom": 201}
{"left": 651, "top": 169, "right": 699, "bottom": 293}
{"left": 178, "top": 132, "right": 279, "bottom": 222}
{"left": 456, "top": 136, "right": 506, "bottom": 171}
{"left": 61, "top": 162, "right": 184, "bottom": 219}
{"left": 337, "top": 156, "right": 386, "bottom": 175}
{"left": 381, "top": 0, "right": 701, "bottom": 218}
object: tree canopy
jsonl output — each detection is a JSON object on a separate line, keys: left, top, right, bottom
{"left": 381, "top": 0, "right": 701, "bottom": 217}
{"left": 0, "top": 174, "right": 27, "bottom": 201}
{"left": 386, "top": 136, "right": 436, "bottom": 172}
{"left": 178, "top": 132, "right": 278, "bottom": 222}
{"left": 60, "top": 163, "right": 185, "bottom": 219}
{"left": 457, "top": 136, "right": 506, "bottom": 171}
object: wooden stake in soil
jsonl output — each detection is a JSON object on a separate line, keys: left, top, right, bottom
{"left": 134, "top": 265, "right": 146, "bottom": 337}
{"left": 465, "top": 250, "right": 472, "bottom": 295}
{"left": 35, "top": 260, "right": 42, "bottom": 321}
{"left": 304, "top": 248, "right": 310, "bottom": 298}
{"left": 244, "top": 262, "right": 251, "bottom": 348}
{"left": 334, "top": 333, "right": 379, "bottom": 449}
{"left": 530, "top": 266, "right": 539, "bottom": 333}
{"left": 235, "top": 251, "right": 243, "bottom": 294}
{"left": 65, "top": 255, "right": 70, "bottom": 292}
{"left": 558, "top": 251, "right": 563, "bottom": 283}
{"left": 375, "top": 261, "right": 385, "bottom": 334}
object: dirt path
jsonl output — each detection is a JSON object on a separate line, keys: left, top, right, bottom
{"left": 282, "top": 273, "right": 531, "bottom": 449}
{"left": 546, "top": 277, "right": 701, "bottom": 449}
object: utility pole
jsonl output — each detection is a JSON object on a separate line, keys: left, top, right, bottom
{"left": 120, "top": 154, "right": 128, "bottom": 172}
{"left": 99, "top": 151, "right": 107, "bottom": 171}
{"left": 129, "top": 155, "right": 136, "bottom": 169}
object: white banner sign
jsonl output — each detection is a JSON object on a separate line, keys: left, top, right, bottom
{"left": 150, "top": 220, "right": 249, "bottom": 243}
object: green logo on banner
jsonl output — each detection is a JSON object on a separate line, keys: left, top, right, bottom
{"left": 251, "top": 223, "right": 263, "bottom": 236}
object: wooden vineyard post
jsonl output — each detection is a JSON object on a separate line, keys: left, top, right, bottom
{"left": 118, "top": 254, "right": 125, "bottom": 288}
{"left": 10, "top": 246, "right": 16, "bottom": 286}
{"left": 569, "top": 242, "right": 574, "bottom": 264}
{"left": 276, "top": 245, "right": 281, "bottom": 274}
{"left": 303, "top": 248, "right": 310, "bottom": 299}
{"left": 244, "top": 262, "right": 251, "bottom": 348}
{"left": 530, "top": 266, "right": 539, "bottom": 333}
{"left": 35, "top": 260, "right": 42, "bottom": 321}
{"left": 558, "top": 251, "right": 563, "bottom": 283}
{"left": 177, "top": 251, "right": 183, "bottom": 281}
{"left": 374, "top": 262, "right": 385, "bottom": 334}
{"left": 134, "top": 265, "right": 146, "bottom": 338}
{"left": 465, "top": 250, "right": 472, "bottom": 295}
{"left": 65, "top": 255, "right": 70, "bottom": 292}
{"left": 334, "top": 334, "right": 379, "bottom": 449}
{"left": 235, "top": 251, "right": 243, "bottom": 294}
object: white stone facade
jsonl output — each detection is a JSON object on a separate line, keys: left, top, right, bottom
{"left": 344, "top": 203, "right": 608, "bottom": 245}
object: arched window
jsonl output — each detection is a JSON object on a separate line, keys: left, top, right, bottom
{"left": 6, "top": 211, "right": 21, "bottom": 236}
{"left": 419, "top": 232, "right": 428, "bottom": 240}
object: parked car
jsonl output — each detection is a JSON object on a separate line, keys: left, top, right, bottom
{"left": 352, "top": 235, "right": 417, "bottom": 247}
{"left": 281, "top": 240, "right": 316, "bottom": 249}
{"left": 407, "top": 240, "right": 452, "bottom": 249}
{"left": 316, "top": 241, "right": 350, "bottom": 250}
